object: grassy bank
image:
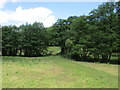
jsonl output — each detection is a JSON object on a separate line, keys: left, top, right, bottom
{"left": 2, "top": 55, "right": 118, "bottom": 88}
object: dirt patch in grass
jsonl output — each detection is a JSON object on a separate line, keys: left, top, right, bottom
{"left": 59, "top": 76, "right": 77, "bottom": 82}
{"left": 48, "top": 65, "right": 65, "bottom": 75}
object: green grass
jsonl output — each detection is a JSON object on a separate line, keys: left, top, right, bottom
{"left": 2, "top": 55, "right": 118, "bottom": 88}
{"left": 47, "top": 46, "right": 61, "bottom": 55}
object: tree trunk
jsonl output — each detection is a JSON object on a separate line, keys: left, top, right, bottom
{"left": 118, "top": 53, "right": 120, "bottom": 61}
{"left": 108, "top": 52, "right": 112, "bottom": 61}
{"left": 19, "top": 49, "right": 22, "bottom": 56}
{"left": 61, "top": 47, "right": 65, "bottom": 54}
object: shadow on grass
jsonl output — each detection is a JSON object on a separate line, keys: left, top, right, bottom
{"left": 75, "top": 58, "right": 119, "bottom": 65}
{"left": 2, "top": 53, "right": 119, "bottom": 65}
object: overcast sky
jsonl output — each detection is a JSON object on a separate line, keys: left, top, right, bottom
{"left": 0, "top": 0, "right": 106, "bottom": 27}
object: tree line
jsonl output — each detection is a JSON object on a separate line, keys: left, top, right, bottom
{"left": 2, "top": 22, "right": 48, "bottom": 56}
{"left": 1, "top": 1, "right": 120, "bottom": 63}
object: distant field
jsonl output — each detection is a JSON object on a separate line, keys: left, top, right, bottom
{"left": 47, "top": 46, "right": 61, "bottom": 55}
{"left": 2, "top": 55, "right": 118, "bottom": 88}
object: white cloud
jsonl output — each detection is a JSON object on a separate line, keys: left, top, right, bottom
{"left": 0, "top": 0, "right": 56, "bottom": 27}
{"left": 0, "top": 6, "right": 56, "bottom": 27}
{"left": 11, "top": 0, "right": 20, "bottom": 3}
{"left": 0, "top": 0, "right": 7, "bottom": 8}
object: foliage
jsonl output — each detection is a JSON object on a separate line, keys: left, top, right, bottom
{"left": 48, "top": 1, "right": 119, "bottom": 63}
{"left": 2, "top": 22, "right": 48, "bottom": 56}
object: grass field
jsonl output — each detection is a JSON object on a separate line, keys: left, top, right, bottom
{"left": 47, "top": 46, "right": 61, "bottom": 55}
{"left": 2, "top": 47, "right": 119, "bottom": 88}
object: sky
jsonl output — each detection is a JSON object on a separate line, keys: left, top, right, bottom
{"left": 0, "top": 0, "right": 106, "bottom": 27}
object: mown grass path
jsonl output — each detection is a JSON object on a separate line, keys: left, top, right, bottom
{"left": 2, "top": 56, "right": 118, "bottom": 88}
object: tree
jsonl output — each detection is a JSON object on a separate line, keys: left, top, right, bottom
{"left": 88, "top": 2, "right": 117, "bottom": 62}
{"left": 20, "top": 22, "right": 48, "bottom": 56}
{"left": 2, "top": 22, "right": 48, "bottom": 57}
{"left": 52, "top": 19, "right": 71, "bottom": 54}
{"left": 2, "top": 25, "right": 19, "bottom": 56}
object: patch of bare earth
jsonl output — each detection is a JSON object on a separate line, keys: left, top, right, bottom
{"left": 59, "top": 76, "right": 77, "bottom": 82}
{"left": 48, "top": 64, "right": 65, "bottom": 75}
